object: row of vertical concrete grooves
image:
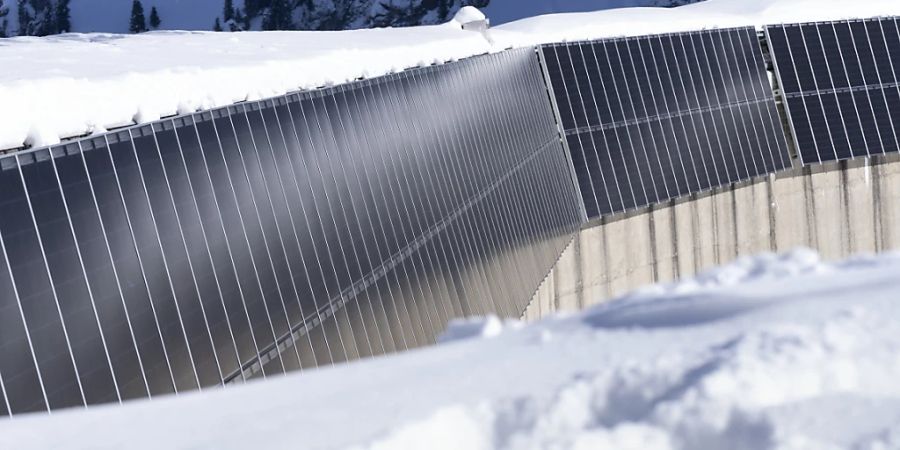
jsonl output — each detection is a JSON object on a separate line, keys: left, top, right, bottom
{"left": 524, "top": 153, "right": 900, "bottom": 319}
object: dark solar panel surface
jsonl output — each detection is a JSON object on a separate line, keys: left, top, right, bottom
{"left": 542, "top": 27, "right": 792, "bottom": 219}
{"left": 0, "top": 48, "right": 583, "bottom": 415}
{"left": 767, "top": 17, "right": 900, "bottom": 164}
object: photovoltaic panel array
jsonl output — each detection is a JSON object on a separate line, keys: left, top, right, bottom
{"left": 541, "top": 27, "right": 792, "bottom": 219}
{"left": 0, "top": 47, "right": 583, "bottom": 415}
{"left": 767, "top": 17, "right": 900, "bottom": 164}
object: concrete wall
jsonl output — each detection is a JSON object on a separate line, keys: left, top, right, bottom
{"left": 523, "top": 154, "right": 900, "bottom": 321}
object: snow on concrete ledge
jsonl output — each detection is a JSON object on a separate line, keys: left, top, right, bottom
{"left": 2, "top": 249, "right": 899, "bottom": 449}
{"left": 2, "top": 0, "right": 900, "bottom": 152}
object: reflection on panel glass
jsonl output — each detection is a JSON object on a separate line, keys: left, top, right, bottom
{"left": 0, "top": 46, "right": 582, "bottom": 415}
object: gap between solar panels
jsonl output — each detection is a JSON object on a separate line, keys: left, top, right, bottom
{"left": 538, "top": 27, "right": 793, "bottom": 220}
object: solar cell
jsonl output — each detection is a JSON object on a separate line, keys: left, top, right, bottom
{"left": 767, "top": 17, "right": 900, "bottom": 164}
{"left": 541, "top": 27, "right": 792, "bottom": 219}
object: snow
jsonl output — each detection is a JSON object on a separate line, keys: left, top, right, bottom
{"left": 451, "top": 6, "right": 486, "bottom": 26}
{"left": 437, "top": 315, "right": 521, "bottom": 343}
{"left": 0, "top": 24, "right": 491, "bottom": 151}
{"left": 490, "top": 0, "right": 900, "bottom": 48}
{"left": 2, "top": 248, "right": 900, "bottom": 449}
{"left": 4, "top": 0, "right": 900, "bottom": 151}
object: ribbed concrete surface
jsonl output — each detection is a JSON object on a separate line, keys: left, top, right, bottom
{"left": 523, "top": 155, "right": 900, "bottom": 320}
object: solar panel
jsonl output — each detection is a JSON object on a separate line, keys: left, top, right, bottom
{"left": 0, "top": 47, "right": 583, "bottom": 415}
{"left": 541, "top": 27, "right": 792, "bottom": 219}
{"left": 766, "top": 17, "right": 900, "bottom": 164}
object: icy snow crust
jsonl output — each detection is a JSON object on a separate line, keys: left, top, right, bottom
{"left": 3, "top": 0, "right": 900, "bottom": 152}
{"left": 2, "top": 249, "right": 900, "bottom": 449}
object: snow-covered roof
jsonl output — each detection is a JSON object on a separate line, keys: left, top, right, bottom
{"left": 2, "top": 0, "right": 900, "bottom": 152}
{"left": 2, "top": 249, "right": 900, "bottom": 448}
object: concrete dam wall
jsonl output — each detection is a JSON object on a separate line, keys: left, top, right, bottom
{"left": 525, "top": 155, "right": 900, "bottom": 319}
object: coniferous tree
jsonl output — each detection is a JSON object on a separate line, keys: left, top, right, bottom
{"left": 13, "top": 0, "right": 61, "bottom": 36}
{"left": 228, "top": 8, "right": 241, "bottom": 31}
{"left": 0, "top": 0, "right": 9, "bottom": 38}
{"left": 54, "top": 0, "right": 70, "bottom": 33}
{"left": 17, "top": 0, "right": 33, "bottom": 35}
{"left": 148, "top": 5, "right": 160, "bottom": 28}
{"left": 222, "top": 0, "right": 234, "bottom": 22}
{"left": 263, "top": 0, "right": 292, "bottom": 30}
{"left": 213, "top": 16, "right": 222, "bottom": 31}
{"left": 239, "top": 5, "right": 251, "bottom": 30}
{"left": 128, "top": 0, "right": 147, "bottom": 33}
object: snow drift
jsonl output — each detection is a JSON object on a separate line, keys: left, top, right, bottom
{"left": 2, "top": 249, "right": 900, "bottom": 449}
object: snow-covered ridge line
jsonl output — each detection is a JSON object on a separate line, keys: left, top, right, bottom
{"left": 4, "top": 0, "right": 900, "bottom": 152}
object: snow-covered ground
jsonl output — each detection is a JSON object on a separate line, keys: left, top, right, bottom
{"left": 2, "top": 248, "right": 899, "bottom": 450}
{"left": 491, "top": 0, "right": 900, "bottom": 47}
{"left": 3, "top": 0, "right": 900, "bottom": 152}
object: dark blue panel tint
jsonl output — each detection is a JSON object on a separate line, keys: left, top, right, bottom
{"left": 21, "top": 149, "right": 118, "bottom": 406}
{"left": 785, "top": 96, "right": 820, "bottom": 163}
{"left": 801, "top": 25, "right": 833, "bottom": 96}
{"left": 0, "top": 168, "right": 47, "bottom": 413}
{"left": 768, "top": 26, "right": 801, "bottom": 94}
{"left": 2, "top": 47, "right": 584, "bottom": 412}
{"left": 130, "top": 126, "right": 222, "bottom": 387}
{"left": 160, "top": 120, "right": 242, "bottom": 378}
{"left": 0, "top": 154, "right": 83, "bottom": 410}
{"left": 80, "top": 137, "right": 175, "bottom": 397}
{"left": 105, "top": 132, "right": 200, "bottom": 392}
{"left": 53, "top": 144, "right": 148, "bottom": 401}
{"left": 550, "top": 28, "right": 789, "bottom": 219}
{"left": 818, "top": 24, "right": 852, "bottom": 90}
{"left": 181, "top": 115, "right": 261, "bottom": 374}
{"left": 767, "top": 18, "right": 900, "bottom": 163}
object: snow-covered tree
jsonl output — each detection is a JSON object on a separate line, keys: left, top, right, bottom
{"left": 16, "top": 0, "right": 62, "bottom": 36}
{"left": 213, "top": 16, "right": 222, "bottom": 31}
{"left": 149, "top": 6, "right": 160, "bottom": 29}
{"left": 0, "top": 0, "right": 9, "bottom": 37}
{"left": 223, "top": 0, "right": 234, "bottom": 22}
{"left": 263, "top": 0, "right": 293, "bottom": 30}
{"left": 129, "top": 0, "right": 147, "bottom": 33}
{"left": 54, "top": 0, "right": 69, "bottom": 33}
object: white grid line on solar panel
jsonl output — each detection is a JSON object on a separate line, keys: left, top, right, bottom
{"left": 561, "top": 98, "right": 777, "bottom": 136}
{"left": 766, "top": 17, "right": 900, "bottom": 164}
{"left": 569, "top": 136, "right": 770, "bottom": 223}
{"left": 568, "top": 105, "right": 784, "bottom": 215}
{"left": 545, "top": 26, "right": 789, "bottom": 218}
{"left": 766, "top": 16, "right": 900, "bottom": 33}
{"left": 546, "top": 29, "right": 776, "bottom": 135}
{"left": 224, "top": 134, "right": 562, "bottom": 382}
{"left": 770, "top": 17, "right": 900, "bottom": 94}
{"left": 554, "top": 30, "right": 784, "bottom": 195}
